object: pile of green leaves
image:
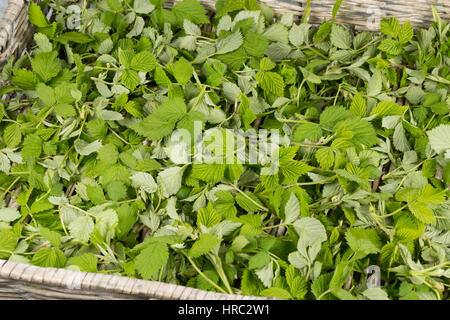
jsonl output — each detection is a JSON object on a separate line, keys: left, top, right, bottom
{"left": 0, "top": 0, "right": 449, "bottom": 300}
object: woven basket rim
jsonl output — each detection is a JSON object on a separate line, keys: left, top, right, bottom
{"left": 0, "top": 258, "right": 269, "bottom": 299}
{"left": 0, "top": 0, "right": 25, "bottom": 23}
{"left": 1, "top": 0, "right": 449, "bottom": 300}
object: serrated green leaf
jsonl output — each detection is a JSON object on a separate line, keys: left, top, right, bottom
{"left": 284, "top": 193, "right": 300, "bottom": 224}
{"left": 0, "top": 208, "right": 21, "bottom": 222}
{"left": 135, "top": 242, "right": 169, "bottom": 279}
{"left": 330, "top": 25, "right": 352, "bottom": 49}
{"left": 69, "top": 215, "right": 95, "bottom": 242}
{"left": 31, "top": 247, "right": 66, "bottom": 268}
{"left": 256, "top": 71, "right": 285, "bottom": 97}
{"left": 173, "top": 57, "right": 193, "bottom": 85}
{"left": 216, "top": 31, "right": 243, "bottom": 55}
{"left": 380, "top": 18, "right": 400, "bottom": 38}
{"left": 28, "top": 2, "right": 49, "bottom": 28}
{"left": 130, "top": 51, "right": 157, "bottom": 72}
{"left": 189, "top": 233, "right": 220, "bottom": 258}
{"left": 350, "top": 92, "right": 366, "bottom": 117}
{"left": 408, "top": 202, "right": 435, "bottom": 224}
{"left": 345, "top": 228, "right": 382, "bottom": 257}
{"left": 31, "top": 51, "right": 61, "bottom": 82}
{"left": 121, "top": 69, "right": 140, "bottom": 90}
{"left": 68, "top": 253, "right": 98, "bottom": 272}
{"left": 398, "top": 21, "right": 413, "bottom": 44}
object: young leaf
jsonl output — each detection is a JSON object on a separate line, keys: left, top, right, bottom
{"left": 135, "top": 242, "right": 169, "bottom": 279}
{"left": 189, "top": 233, "right": 221, "bottom": 258}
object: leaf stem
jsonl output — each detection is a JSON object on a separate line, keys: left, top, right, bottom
{"left": 262, "top": 223, "right": 286, "bottom": 230}
{"left": 382, "top": 161, "right": 425, "bottom": 180}
{"left": 184, "top": 254, "right": 229, "bottom": 295}
{"left": 292, "top": 142, "right": 327, "bottom": 149}
{"left": 296, "top": 79, "right": 306, "bottom": 106}
{"left": 232, "top": 186, "right": 269, "bottom": 212}
{"left": 65, "top": 204, "right": 95, "bottom": 218}
{"left": 317, "top": 288, "right": 336, "bottom": 300}
{"left": 109, "top": 127, "right": 129, "bottom": 145}
{"left": 376, "top": 204, "right": 408, "bottom": 218}
{"left": 35, "top": 106, "right": 54, "bottom": 128}
{"left": 208, "top": 251, "right": 234, "bottom": 295}
{"left": 0, "top": 177, "right": 20, "bottom": 200}
{"left": 190, "top": 86, "right": 206, "bottom": 113}
{"left": 285, "top": 175, "right": 337, "bottom": 188}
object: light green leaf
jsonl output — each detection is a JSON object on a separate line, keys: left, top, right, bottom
{"left": 299, "top": 67, "right": 321, "bottom": 84}
{"left": 378, "top": 39, "right": 402, "bottom": 55}
{"left": 289, "top": 23, "right": 310, "bottom": 47}
{"left": 345, "top": 228, "right": 382, "bottom": 257}
{"left": 293, "top": 217, "right": 327, "bottom": 247}
{"left": 31, "top": 51, "right": 61, "bottom": 82}
{"left": 97, "top": 144, "right": 119, "bottom": 164}
{"left": 121, "top": 69, "right": 140, "bottom": 90}
{"left": 350, "top": 92, "right": 366, "bottom": 117}
{"left": 284, "top": 193, "right": 300, "bottom": 224}
{"left": 244, "top": 32, "right": 269, "bottom": 57}
{"left": 3, "top": 124, "right": 22, "bottom": 149}
{"left": 173, "top": 57, "right": 193, "bottom": 85}
{"left": 256, "top": 71, "right": 285, "bottom": 96}
{"left": 74, "top": 140, "right": 102, "bottom": 156}
{"left": 158, "top": 166, "right": 186, "bottom": 196}
{"left": 263, "top": 23, "right": 289, "bottom": 44}
{"left": 131, "top": 98, "right": 187, "bottom": 140}
{"left": 28, "top": 2, "right": 49, "bottom": 28}
{"left": 255, "top": 261, "right": 274, "bottom": 288}
{"left": 393, "top": 123, "right": 410, "bottom": 152}
{"left": 367, "top": 70, "right": 382, "bottom": 96}
{"left": 130, "top": 172, "right": 158, "bottom": 193}
{"left": 191, "top": 163, "right": 226, "bottom": 184}
{"left": 134, "top": 0, "right": 155, "bottom": 14}
{"left": 260, "top": 287, "right": 293, "bottom": 299}
{"left": 380, "top": 17, "right": 400, "bottom": 37}
{"left": 189, "top": 233, "right": 221, "bottom": 258}
{"left": 130, "top": 51, "right": 157, "bottom": 72}
{"left": 330, "top": 25, "right": 352, "bottom": 49}
{"left": 34, "top": 33, "right": 52, "bottom": 53}
{"left": 98, "top": 38, "right": 114, "bottom": 54}
{"left": 398, "top": 21, "right": 413, "bottom": 44}
{"left": 408, "top": 202, "right": 435, "bottom": 224}
{"left": 31, "top": 247, "right": 66, "bottom": 268}
{"left": 173, "top": 0, "right": 209, "bottom": 25}
{"left": 68, "top": 253, "right": 98, "bottom": 272}
{"left": 216, "top": 31, "right": 243, "bottom": 55}
{"left": 39, "top": 226, "right": 62, "bottom": 247}
{"left": 183, "top": 19, "right": 201, "bottom": 36}
{"left": 362, "top": 288, "right": 389, "bottom": 300}
{"left": 69, "top": 216, "right": 95, "bottom": 242}
{"left": 427, "top": 125, "right": 450, "bottom": 157}
{"left": 0, "top": 208, "right": 21, "bottom": 222}
{"left": 135, "top": 242, "right": 169, "bottom": 279}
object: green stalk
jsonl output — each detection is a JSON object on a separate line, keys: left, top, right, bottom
{"left": 185, "top": 254, "right": 229, "bottom": 295}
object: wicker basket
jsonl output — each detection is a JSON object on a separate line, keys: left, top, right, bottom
{"left": 0, "top": 259, "right": 267, "bottom": 299}
{"left": 1, "top": 0, "right": 449, "bottom": 68}
{"left": 0, "top": 0, "right": 449, "bottom": 300}
{"left": 0, "top": 0, "right": 38, "bottom": 68}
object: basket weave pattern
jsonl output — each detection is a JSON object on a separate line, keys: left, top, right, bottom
{"left": 0, "top": 0, "right": 449, "bottom": 300}
{"left": 0, "top": 259, "right": 266, "bottom": 299}
{"left": 1, "top": 0, "right": 449, "bottom": 67}
{"left": 196, "top": 0, "right": 450, "bottom": 29}
{"left": 0, "top": 0, "right": 38, "bottom": 67}
{"left": 258, "top": 0, "right": 450, "bottom": 28}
